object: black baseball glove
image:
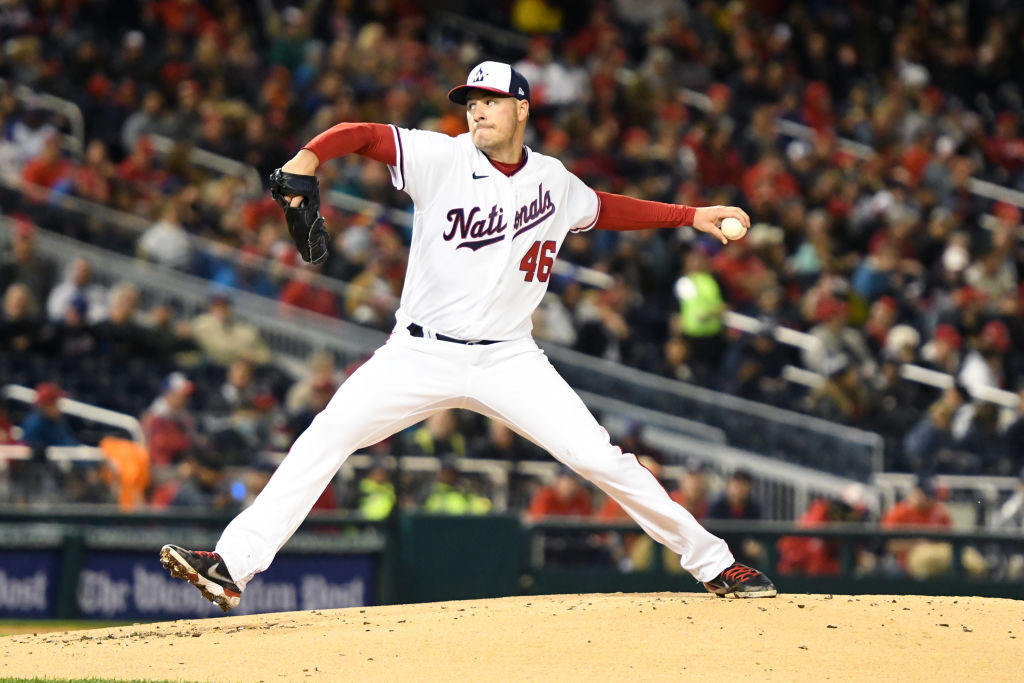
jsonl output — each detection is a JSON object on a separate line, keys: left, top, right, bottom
{"left": 269, "top": 168, "right": 329, "bottom": 265}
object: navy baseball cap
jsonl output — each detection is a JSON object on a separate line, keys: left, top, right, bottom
{"left": 448, "top": 61, "right": 531, "bottom": 105}
{"left": 915, "top": 474, "right": 937, "bottom": 497}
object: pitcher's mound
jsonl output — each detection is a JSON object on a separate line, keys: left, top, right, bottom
{"left": 1, "top": 593, "right": 1021, "bottom": 681}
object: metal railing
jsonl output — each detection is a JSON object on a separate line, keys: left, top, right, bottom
{"left": 576, "top": 390, "right": 726, "bottom": 444}
{"left": 146, "top": 134, "right": 264, "bottom": 196}
{"left": 325, "top": 187, "right": 415, "bottom": 234}
{"left": 0, "top": 178, "right": 380, "bottom": 321}
{"left": 874, "top": 472, "right": 1023, "bottom": 527}
{"left": 342, "top": 453, "right": 511, "bottom": 513}
{"left": 0, "top": 439, "right": 854, "bottom": 521}
{"left": 0, "top": 444, "right": 106, "bottom": 463}
{"left": 783, "top": 358, "right": 1023, "bottom": 413}
{"left": 541, "top": 340, "right": 884, "bottom": 481}
{"left": 343, "top": 432, "right": 862, "bottom": 521}
{"left": 726, "top": 308, "right": 1022, "bottom": 411}
{"left": 0, "top": 78, "right": 85, "bottom": 159}
{"left": 633, "top": 431, "right": 874, "bottom": 518}
{"left": 1, "top": 384, "right": 144, "bottom": 443}
{"left": 0, "top": 444, "right": 107, "bottom": 502}
{"left": 1, "top": 218, "right": 387, "bottom": 357}
{"left": 898, "top": 362, "right": 1020, "bottom": 408}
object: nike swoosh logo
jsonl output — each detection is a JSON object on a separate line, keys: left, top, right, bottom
{"left": 472, "top": 172, "right": 488, "bottom": 179}
{"left": 207, "top": 562, "right": 234, "bottom": 584}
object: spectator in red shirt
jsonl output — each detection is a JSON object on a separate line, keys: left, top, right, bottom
{"left": 777, "top": 486, "right": 871, "bottom": 576}
{"left": 152, "top": 0, "right": 216, "bottom": 38}
{"left": 863, "top": 296, "right": 898, "bottom": 354}
{"left": 116, "top": 136, "right": 167, "bottom": 198}
{"left": 0, "top": 400, "right": 18, "bottom": 444}
{"left": 73, "top": 140, "right": 114, "bottom": 204}
{"left": 920, "top": 324, "right": 963, "bottom": 376}
{"left": 881, "top": 476, "right": 952, "bottom": 529}
{"left": 740, "top": 152, "right": 800, "bottom": 203}
{"left": 21, "top": 133, "right": 72, "bottom": 202}
{"left": 279, "top": 267, "right": 339, "bottom": 318}
{"left": 881, "top": 475, "right": 954, "bottom": 577}
{"left": 670, "top": 463, "right": 710, "bottom": 522}
{"left": 527, "top": 467, "right": 592, "bottom": 520}
{"left": 801, "top": 81, "right": 835, "bottom": 132}
{"left": 985, "top": 112, "right": 1024, "bottom": 175}
{"left": 700, "top": 126, "right": 745, "bottom": 189}
{"left": 141, "top": 372, "right": 200, "bottom": 466}
{"left": 712, "top": 238, "right": 771, "bottom": 306}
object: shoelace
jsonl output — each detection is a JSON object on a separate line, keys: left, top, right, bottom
{"left": 721, "top": 564, "right": 759, "bottom": 583}
{"left": 193, "top": 550, "right": 220, "bottom": 560}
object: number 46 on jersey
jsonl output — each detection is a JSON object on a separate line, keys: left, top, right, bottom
{"left": 520, "top": 240, "right": 556, "bottom": 283}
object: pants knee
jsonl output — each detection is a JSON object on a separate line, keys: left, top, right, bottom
{"left": 562, "top": 443, "right": 631, "bottom": 482}
{"left": 293, "top": 410, "right": 358, "bottom": 458}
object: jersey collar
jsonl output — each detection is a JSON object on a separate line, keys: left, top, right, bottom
{"left": 474, "top": 145, "right": 530, "bottom": 178}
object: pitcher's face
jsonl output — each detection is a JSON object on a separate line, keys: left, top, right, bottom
{"left": 466, "top": 91, "right": 526, "bottom": 152}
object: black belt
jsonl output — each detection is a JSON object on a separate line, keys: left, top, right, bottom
{"left": 407, "top": 323, "right": 500, "bottom": 345}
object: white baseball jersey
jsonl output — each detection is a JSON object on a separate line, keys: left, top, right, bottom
{"left": 387, "top": 126, "right": 601, "bottom": 341}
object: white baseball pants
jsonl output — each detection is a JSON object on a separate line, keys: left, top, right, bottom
{"left": 215, "top": 330, "right": 734, "bottom": 587}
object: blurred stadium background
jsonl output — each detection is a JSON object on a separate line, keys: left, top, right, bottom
{"left": 1, "top": 0, "right": 1022, "bottom": 621}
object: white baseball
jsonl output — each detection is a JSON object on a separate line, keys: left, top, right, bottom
{"left": 720, "top": 216, "right": 747, "bottom": 240}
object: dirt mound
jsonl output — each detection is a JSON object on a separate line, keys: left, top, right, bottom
{"left": 1, "top": 593, "right": 1020, "bottom": 681}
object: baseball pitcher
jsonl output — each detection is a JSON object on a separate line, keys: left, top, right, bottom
{"left": 161, "top": 61, "right": 776, "bottom": 610}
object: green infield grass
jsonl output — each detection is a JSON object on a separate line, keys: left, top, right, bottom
{"left": 0, "top": 621, "right": 133, "bottom": 636}
{"left": 0, "top": 679, "right": 201, "bottom": 683}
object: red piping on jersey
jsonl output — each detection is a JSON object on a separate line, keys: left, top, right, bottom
{"left": 393, "top": 126, "right": 406, "bottom": 191}
{"left": 593, "top": 191, "right": 696, "bottom": 231}
{"left": 570, "top": 192, "right": 602, "bottom": 234}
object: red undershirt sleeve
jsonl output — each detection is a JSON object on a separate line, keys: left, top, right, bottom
{"left": 302, "top": 122, "right": 397, "bottom": 166}
{"left": 593, "top": 191, "right": 696, "bottom": 231}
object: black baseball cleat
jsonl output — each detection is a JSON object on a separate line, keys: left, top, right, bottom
{"left": 703, "top": 562, "right": 778, "bottom": 598}
{"left": 159, "top": 544, "right": 241, "bottom": 612}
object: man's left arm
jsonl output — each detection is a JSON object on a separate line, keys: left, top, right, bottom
{"left": 593, "top": 191, "right": 750, "bottom": 245}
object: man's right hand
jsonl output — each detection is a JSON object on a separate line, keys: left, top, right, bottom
{"left": 279, "top": 149, "right": 320, "bottom": 207}
{"left": 692, "top": 205, "right": 750, "bottom": 245}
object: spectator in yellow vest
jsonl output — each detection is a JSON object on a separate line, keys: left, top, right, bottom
{"left": 673, "top": 248, "right": 726, "bottom": 384}
{"left": 423, "top": 459, "right": 491, "bottom": 515}
{"left": 358, "top": 460, "right": 396, "bottom": 520}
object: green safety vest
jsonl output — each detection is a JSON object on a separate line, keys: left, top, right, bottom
{"left": 413, "top": 428, "right": 466, "bottom": 457}
{"left": 359, "top": 478, "right": 396, "bottom": 520}
{"left": 678, "top": 272, "right": 724, "bottom": 337}
{"left": 423, "top": 483, "right": 491, "bottom": 515}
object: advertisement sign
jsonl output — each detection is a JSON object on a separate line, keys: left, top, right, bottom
{"left": 0, "top": 550, "right": 60, "bottom": 618}
{"left": 76, "top": 552, "right": 376, "bottom": 620}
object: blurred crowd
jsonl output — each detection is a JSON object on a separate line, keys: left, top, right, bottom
{"left": 2, "top": 0, "right": 1024, "bottom": 546}
{"left": 531, "top": 459, "right": 1024, "bottom": 581}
